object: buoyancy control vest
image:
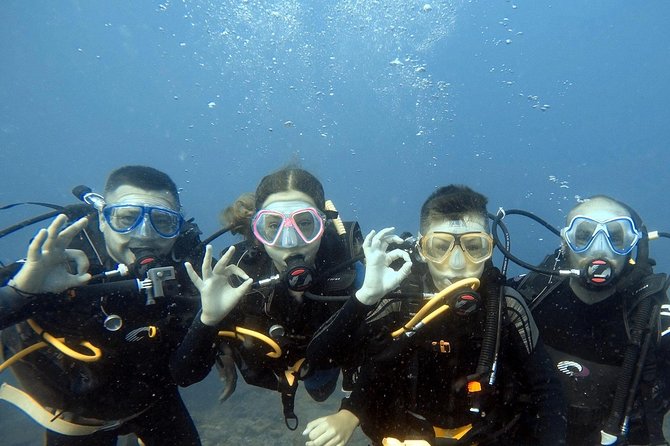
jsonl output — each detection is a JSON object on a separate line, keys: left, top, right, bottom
{"left": 357, "top": 267, "right": 529, "bottom": 445}
{"left": 513, "top": 249, "right": 670, "bottom": 443}
{"left": 219, "top": 220, "right": 363, "bottom": 428}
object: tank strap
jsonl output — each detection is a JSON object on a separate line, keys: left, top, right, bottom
{"left": 0, "top": 382, "right": 148, "bottom": 436}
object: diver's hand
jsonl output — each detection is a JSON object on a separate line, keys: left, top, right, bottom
{"left": 11, "top": 215, "right": 91, "bottom": 294}
{"left": 215, "top": 344, "right": 237, "bottom": 402}
{"left": 185, "top": 245, "right": 252, "bottom": 326}
{"left": 303, "top": 409, "right": 359, "bottom": 446}
{"left": 355, "top": 227, "right": 413, "bottom": 306}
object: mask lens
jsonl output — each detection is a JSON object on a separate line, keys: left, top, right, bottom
{"left": 104, "top": 205, "right": 143, "bottom": 233}
{"left": 291, "top": 209, "right": 322, "bottom": 242}
{"left": 421, "top": 232, "right": 493, "bottom": 264}
{"left": 460, "top": 233, "right": 493, "bottom": 263}
{"left": 252, "top": 208, "right": 324, "bottom": 247}
{"left": 421, "top": 233, "right": 455, "bottom": 263}
{"left": 253, "top": 211, "right": 285, "bottom": 245}
{"left": 569, "top": 218, "right": 598, "bottom": 251}
{"left": 605, "top": 218, "right": 638, "bottom": 254}
{"left": 564, "top": 216, "right": 639, "bottom": 255}
{"left": 149, "top": 208, "right": 183, "bottom": 238}
{"left": 104, "top": 205, "right": 182, "bottom": 238}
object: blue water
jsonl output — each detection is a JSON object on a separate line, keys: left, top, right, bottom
{"left": 1, "top": 1, "right": 669, "bottom": 444}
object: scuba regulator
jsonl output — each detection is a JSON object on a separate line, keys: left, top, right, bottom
{"left": 583, "top": 258, "right": 615, "bottom": 286}
{"left": 71, "top": 252, "right": 178, "bottom": 332}
{"left": 284, "top": 254, "right": 315, "bottom": 292}
{"left": 252, "top": 254, "right": 315, "bottom": 292}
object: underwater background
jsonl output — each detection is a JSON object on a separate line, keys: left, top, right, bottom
{"left": 1, "top": 1, "right": 669, "bottom": 444}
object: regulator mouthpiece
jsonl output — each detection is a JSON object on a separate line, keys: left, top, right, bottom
{"left": 130, "top": 249, "right": 161, "bottom": 279}
{"left": 284, "top": 255, "right": 315, "bottom": 291}
{"left": 452, "top": 290, "right": 481, "bottom": 316}
{"left": 584, "top": 258, "right": 614, "bottom": 286}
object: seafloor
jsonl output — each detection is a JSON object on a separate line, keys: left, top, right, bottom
{"left": 0, "top": 370, "right": 370, "bottom": 445}
{"left": 1, "top": 370, "right": 669, "bottom": 445}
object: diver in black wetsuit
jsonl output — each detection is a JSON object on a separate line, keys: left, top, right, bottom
{"left": 512, "top": 195, "right": 670, "bottom": 446}
{"left": 172, "top": 167, "right": 364, "bottom": 430}
{"left": 0, "top": 165, "right": 205, "bottom": 446}
{"left": 303, "top": 185, "right": 566, "bottom": 446}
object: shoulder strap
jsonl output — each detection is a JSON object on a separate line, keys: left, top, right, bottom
{"left": 514, "top": 250, "right": 566, "bottom": 311}
{"left": 623, "top": 272, "right": 669, "bottom": 340}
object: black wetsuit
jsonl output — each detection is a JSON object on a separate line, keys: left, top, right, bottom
{"left": 514, "top": 259, "right": 670, "bottom": 446}
{"left": 0, "top": 220, "right": 203, "bottom": 446}
{"left": 172, "top": 226, "right": 362, "bottom": 427}
{"left": 306, "top": 266, "right": 566, "bottom": 446}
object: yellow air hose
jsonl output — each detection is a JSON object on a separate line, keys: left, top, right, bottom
{"left": 0, "top": 319, "right": 102, "bottom": 373}
{"left": 392, "top": 277, "right": 480, "bottom": 338}
{"left": 218, "top": 326, "right": 282, "bottom": 358}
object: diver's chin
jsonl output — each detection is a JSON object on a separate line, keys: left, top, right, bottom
{"left": 432, "top": 276, "right": 456, "bottom": 291}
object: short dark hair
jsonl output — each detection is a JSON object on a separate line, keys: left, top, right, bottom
{"left": 420, "top": 185, "right": 488, "bottom": 233}
{"left": 104, "top": 165, "right": 180, "bottom": 205}
{"left": 254, "top": 166, "right": 325, "bottom": 211}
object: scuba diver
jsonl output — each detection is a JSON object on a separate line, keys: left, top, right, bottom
{"left": 506, "top": 195, "right": 670, "bottom": 446}
{"left": 0, "top": 165, "right": 206, "bottom": 446}
{"left": 302, "top": 185, "right": 566, "bottom": 446}
{"left": 171, "top": 166, "right": 364, "bottom": 430}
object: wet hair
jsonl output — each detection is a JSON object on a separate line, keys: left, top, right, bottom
{"left": 254, "top": 167, "right": 325, "bottom": 211}
{"left": 104, "top": 165, "right": 180, "bottom": 205}
{"left": 220, "top": 192, "right": 255, "bottom": 240}
{"left": 222, "top": 166, "right": 325, "bottom": 241}
{"left": 420, "top": 185, "right": 489, "bottom": 233}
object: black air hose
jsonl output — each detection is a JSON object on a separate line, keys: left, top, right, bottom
{"left": 601, "top": 296, "right": 653, "bottom": 439}
{"left": 475, "top": 268, "right": 502, "bottom": 377}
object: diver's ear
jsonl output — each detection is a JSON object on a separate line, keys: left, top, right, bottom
{"left": 98, "top": 210, "right": 107, "bottom": 234}
{"left": 558, "top": 227, "right": 570, "bottom": 254}
{"left": 559, "top": 239, "right": 570, "bottom": 257}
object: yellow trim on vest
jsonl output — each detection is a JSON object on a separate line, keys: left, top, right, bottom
{"left": 27, "top": 319, "right": 102, "bottom": 362}
{"left": 147, "top": 325, "right": 158, "bottom": 338}
{"left": 434, "top": 423, "right": 473, "bottom": 440}
{"left": 284, "top": 358, "right": 306, "bottom": 386}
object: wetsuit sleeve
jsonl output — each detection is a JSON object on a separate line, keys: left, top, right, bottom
{"left": 170, "top": 312, "right": 221, "bottom": 387}
{"left": 339, "top": 359, "right": 390, "bottom": 444}
{"left": 0, "top": 285, "right": 34, "bottom": 327}
{"left": 504, "top": 287, "right": 567, "bottom": 444}
{"left": 306, "top": 295, "right": 375, "bottom": 370}
{"left": 0, "top": 263, "right": 66, "bottom": 329}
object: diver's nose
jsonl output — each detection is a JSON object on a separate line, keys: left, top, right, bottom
{"left": 448, "top": 247, "right": 466, "bottom": 270}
